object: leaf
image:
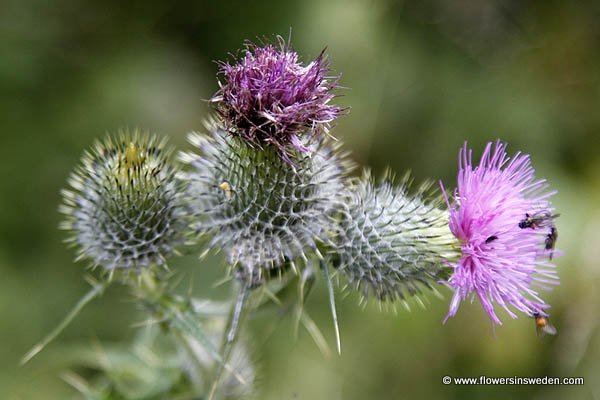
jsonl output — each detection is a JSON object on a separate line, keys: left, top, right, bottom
{"left": 163, "top": 301, "right": 247, "bottom": 386}
{"left": 299, "top": 310, "right": 331, "bottom": 358}
{"left": 293, "top": 263, "right": 316, "bottom": 341}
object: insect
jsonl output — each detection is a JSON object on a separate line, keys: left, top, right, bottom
{"left": 485, "top": 235, "right": 498, "bottom": 244}
{"left": 545, "top": 226, "right": 558, "bottom": 259}
{"left": 533, "top": 312, "right": 557, "bottom": 338}
{"left": 124, "top": 142, "right": 145, "bottom": 166}
{"left": 219, "top": 181, "right": 233, "bottom": 200}
{"left": 518, "top": 212, "right": 559, "bottom": 229}
{"left": 120, "top": 142, "right": 145, "bottom": 178}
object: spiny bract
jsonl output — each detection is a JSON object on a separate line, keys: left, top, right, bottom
{"left": 180, "top": 122, "right": 350, "bottom": 282}
{"left": 334, "top": 171, "right": 460, "bottom": 304}
{"left": 60, "top": 131, "right": 189, "bottom": 271}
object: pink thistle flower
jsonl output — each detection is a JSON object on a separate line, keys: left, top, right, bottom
{"left": 441, "top": 141, "right": 559, "bottom": 325}
{"left": 211, "top": 36, "right": 343, "bottom": 162}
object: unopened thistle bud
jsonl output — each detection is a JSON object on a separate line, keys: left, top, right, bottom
{"left": 441, "top": 141, "right": 560, "bottom": 325}
{"left": 334, "top": 171, "right": 460, "bottom": 303}
{"left": 180, "top": 122, "right": 350, "bottom": 282}
{"left": 211, "top": 37, "right": 343, "bottom": 162}
{"left": 60, "top": 131, "right": 189, "bottom": 271}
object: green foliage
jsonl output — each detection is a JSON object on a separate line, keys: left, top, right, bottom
{"left": 63, "top": 323, "right": 254, "bottom": 400}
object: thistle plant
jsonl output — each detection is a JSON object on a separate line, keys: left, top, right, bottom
{"left": 24, "top": 35, "right": 562, "bottom": 400}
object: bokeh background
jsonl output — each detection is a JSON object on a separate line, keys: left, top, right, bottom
{"left": 2, "top": 0, "right": 599, "bottom": 399}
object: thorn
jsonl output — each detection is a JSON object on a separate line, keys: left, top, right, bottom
{"left": 322, "top": 261, "right": 341, "bottom": 355}
{"left": 21, "top": 281, "right": 108, "bottom": 365}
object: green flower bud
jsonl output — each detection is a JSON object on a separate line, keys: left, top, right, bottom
{"left": 180, "top": 122, "right": 351, "bottom": 282}
{"left": 60, "top": 130, "right": 189, "bottom": 271}
{"left": 334, "top": 171, "right": 460, "bottom": 303}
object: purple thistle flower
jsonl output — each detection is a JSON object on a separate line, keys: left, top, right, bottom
{"left": 441, "top": 141, "right": 559, "bottom": 325}
{"left": 211, "top": 37, "right": 343, "bottom": 160}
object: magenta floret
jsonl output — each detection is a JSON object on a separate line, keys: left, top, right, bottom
{"left": 212, "top": 38, "right": 343, "bottom": 160}
{"left": 442, "top": 141, "right": 559, "bottom": 325}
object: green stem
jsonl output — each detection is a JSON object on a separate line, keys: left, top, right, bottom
{"left": 208, "top": 279, "right": 252, "bottom": 400}
{"left": 226, "top": 281, "right": 251, "bottom": 346}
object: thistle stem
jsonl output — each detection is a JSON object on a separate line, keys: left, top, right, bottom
{"left": 226, "top": 281, "right": 251, "bottom": 345}
{"left": 208, "top": 278, "right": 252, "bottom": 400}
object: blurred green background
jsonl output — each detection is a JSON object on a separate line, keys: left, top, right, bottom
{"left": 1, "top": 0, "right": 599, "bottom": 399}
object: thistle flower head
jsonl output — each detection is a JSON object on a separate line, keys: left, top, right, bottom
{"left": 442, "top": 141, "right": 559, "bottom": 325}
{"left": 212, "top": 36, "right": 343, "bottom": 160}
{"left": 60, "top": 131, "right": 189, "bottom": 271}
{"left": 180, "top": 122, "right": 350, "bottom": 283}
{"left": 334, "top": 171, "right": 460, "bottom": 304}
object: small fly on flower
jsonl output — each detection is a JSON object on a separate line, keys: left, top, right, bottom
{"left": 485, "top": 235, "right": 498, "bottom": 244}
{"left": 518, "top": 212, "right": 559, "bottom": 260}
{"left": 518, "top": 212, "right": 559, "bottom": 229}
{"left": 545, "top": 226, "right": 558, "bottom": 259}
{"left": 533, "top": 312, "right": 557, "bottom": 338}
{"left": 219, "top": 181, "right": 233, "bottom": 200}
